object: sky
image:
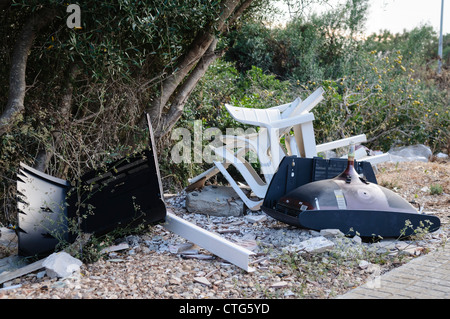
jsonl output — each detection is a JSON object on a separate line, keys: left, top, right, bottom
{"left": 278, "top": 0, "right": 449, "bottom": 36}
{"left": 364, "top": 0, "right": 449, "bottom": 36}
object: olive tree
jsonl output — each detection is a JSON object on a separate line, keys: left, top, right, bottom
{"left": 0, "top": 0, "right": 272, "bottom": 222}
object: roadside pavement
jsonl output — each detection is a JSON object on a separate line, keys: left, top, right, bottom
{"left": 337, "top": 242, "right": 450, "bottom": 299}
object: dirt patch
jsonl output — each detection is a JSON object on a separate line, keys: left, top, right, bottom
{"left": 375, "top": 159, "right": 450, "bottom": 225}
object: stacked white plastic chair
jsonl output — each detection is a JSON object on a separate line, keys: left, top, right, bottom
{"left": 188, "top": 87, "right": 389, "bottom": 210}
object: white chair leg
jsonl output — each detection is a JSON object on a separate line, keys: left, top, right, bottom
{"left": 293, "top": 121, "right": 317, "bottom": 158}
{"left": 357, "top": 153, "right": 391, "bottom": 165}
{"left": 214, "top": 161, "right": 263, "bottom": 211}
{"left": 212, "top": 146, "right": 268, "bottom": 198}
{"left": 188, "top": 163, "right": 229, "bottom": 185}
{"left": 316, "top": 134, "right": 367, "bottom": 153}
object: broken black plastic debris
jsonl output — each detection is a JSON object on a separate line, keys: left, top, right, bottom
{"left": 16, "top": 113, "right": 167, "bottom": 258}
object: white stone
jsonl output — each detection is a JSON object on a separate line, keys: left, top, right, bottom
{"left": 319, "top": 229, "right": 344, "bottom": 238}
{"left": 194, "top": 276, "right": 211, "bottom": 286}
{"left": 271, "top": 281, "right": 288, "bottom": 288}
{"left": 185, "top": 186, "right": 244, "bottom": 217}
{"left": 358, "top": 260, "right": 370, "bottom": 269}
{"left": 420, "top": 186, "right": 430, "bottom": 192}
{"left": 245, "top": 214, "right": 267, "bottom": 224}
{"left": 100, "top": 242, "right": 129, "bottom": 254}
{"left": 352, "top": 235, "right": 362, "bottom": 244}
{"left": 295, "top": 236, "right": 335, "bottom": 254}
{"left": 0, "top": 227, "right": 17, "bottom": 243}
{"left": 284, "top": 289, "right": 295, "bottom": 296}
{"left": 42, "top": 252, "right": 82, "bottom": 279}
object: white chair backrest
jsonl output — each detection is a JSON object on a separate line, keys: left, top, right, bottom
{"left": 224, "top": 104, "right": 281, "bottom": 127}
{"left": 290, "top": 87, "right": 324, "bottom": 117}
{"left": 279, "top": 97, "right": 302, "bottom": 119}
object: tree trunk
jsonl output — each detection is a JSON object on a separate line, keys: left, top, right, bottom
{"left": 148, "top": 31, "right": 216, "bottom": 126}
{"left": 156, "top": 39, "right": 224, "bottom": 138}
{"left": 0, "top": 8, "right": 57, "bottom": 135}
{"left": 147, "top": 0, "right": 242, "bottom": 137}
{"left": 34, "top": 63, "right": 80, "bottom": 172}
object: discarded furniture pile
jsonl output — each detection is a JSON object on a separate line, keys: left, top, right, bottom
{"left": 188, "top": 87, "right": 389, "bottom": 210}
{"left": 7, "top": 88, "right": 442, "bottom": 277}
{"left": 189, "top": 87, "right": 440, "bottom": 237}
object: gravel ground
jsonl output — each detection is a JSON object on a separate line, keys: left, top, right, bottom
{"left": 0, "top": 159, "right": 449, "bottom": 300}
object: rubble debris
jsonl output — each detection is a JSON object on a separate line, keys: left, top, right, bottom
{"left": 245, "top": 214, "right": 267, "bottom": 224}
{"left": 169, "top": 243, "right": 194, "bottom": 254}
{"left": 194, "top": 276, "right": 212, "bottom": 286}
{"left": 358, "top": 260, "right": 370, "bottom": 269}
{"left": 0, "top": 283, "right": 22, "bottom": 291}
{"left": 284, "top": 236, "right": 335, "bottom": 254}
{"left": 319, "top": 229, "right": 344, "bottom": 238}
{"left": 66, "top": 149, "right": 166, "bottom": 237}
{"left": 0, "top": 160, "right": 446, "bottom": 299}
{"left": 181, "top": 254, "right": 214, "bottom": 260}
{"left": 271, "top": 281, "right": 289, "bottom": 289}
{"left": 12, "top": 113, "right": 255, "bottom": 272}
{"left": 186, "top": 185, "right": 244, "bottom": 217}
{"left": 100, "top": 243, "right": 130, "bottom": 255}
{"left": 0, "top": 258, "right": 44, "bottom": 285}
{"left": 178, "top": 248, "right": 200, "bottom": 255}
{"left": 163, "top": 210, "right": 255, "bottom": 272}
{"left": 42, "top": 252, "right": 82, "bottom": 279}
{"left": 233, "top": 239, "right": 258, "bottom": 251}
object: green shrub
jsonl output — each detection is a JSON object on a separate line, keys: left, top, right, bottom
{"left": 430, "top": 184, "right": 443, "bottom": 195}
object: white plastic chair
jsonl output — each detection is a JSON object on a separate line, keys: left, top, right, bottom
{"left": 188, "top": 89, "right": 323, "bottom": 210}
{"left": 188, "top": 87, "right": 387, "bottom": 210}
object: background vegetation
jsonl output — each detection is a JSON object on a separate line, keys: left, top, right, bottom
{"left": 1, "top": 0, "right": 448, "bottom": 225}
{"left": 169, "top": 0, "right": 449, "bottom": 188}
{"left": 0, "top": 0, "right": 269, "bottom": 223}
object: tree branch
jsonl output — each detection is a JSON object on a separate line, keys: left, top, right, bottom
{"left": 157, "top": 39, "right": 224, "bottom": 138}
{"left": 34, "top": 62, "right": 80, "bottom": 172}
{"left": 147, "top": 0, "right": 242, "bottom": 132}
{"left": 148, "top": 31, "right": 216, "bottom": 124}
{"left": 60, "top": 63, "right": 81, "bottom": 119}
{"left": 223, "top": 0, "right": 254, "bottom": 32}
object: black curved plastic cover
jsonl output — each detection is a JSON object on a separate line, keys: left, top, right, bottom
{"left": 17, "top": 113, "right": 166, "bottom": 257}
